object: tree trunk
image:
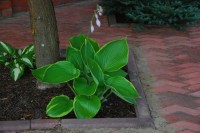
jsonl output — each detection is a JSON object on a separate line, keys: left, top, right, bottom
{"left": 28, "top": 0, "right": 60, "bottom": 90}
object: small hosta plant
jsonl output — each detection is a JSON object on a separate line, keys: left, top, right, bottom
{"left": 0, "top": 41, "right": 35, "bottom": 81}
{"left": 32, "top": 34, "right": 140, "bottom": 119}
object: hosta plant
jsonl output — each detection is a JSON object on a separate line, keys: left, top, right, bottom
{"left": 32, "top": 34, "right": 140, "bottom": 119}
{"left": 0, "top": 41, "right": 35, "bottom": 81}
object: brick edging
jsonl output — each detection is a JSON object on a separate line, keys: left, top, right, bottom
{"left": 0, "top": 118, "right": 154, "bottom": 131}
{"left": 0, "top": 49, "right": 154, "bottom": 131}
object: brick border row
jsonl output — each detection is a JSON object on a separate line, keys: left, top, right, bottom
{"left": 0, "top": 49, "right": 154, "bottom": 131}
{"left": 0, "top": 118, "right": 154, "bottom": 131}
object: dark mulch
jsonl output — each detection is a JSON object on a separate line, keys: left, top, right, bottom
{"left": 0, "top": 66, "right": 136, "bottom": 120}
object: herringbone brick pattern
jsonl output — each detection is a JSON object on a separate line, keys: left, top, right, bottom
{"left": 133, "top": 28, "right": 200, "bottom": 132}
{"left": 0, "top": 0, "right": 200, "bottom": 132}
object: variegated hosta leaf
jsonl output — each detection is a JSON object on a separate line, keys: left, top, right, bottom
{"left": 96, "top": 86, "right": 107, "bottom": 99}
{"left": 106, "top": 69, "right": 128, "bottom": 77}
{"left": 87, "top": 38, "right": 100, "bottom": 52}
{"left": 73, "top": 77, "right": 97, "bottom": 96}
{"left": 22, "top": 44, "right": 34, "bottom": 55}
{"left": 95, "top": 38, "right": 128, "bottom": 72}
{"left": 0, "top": 55, "right": 6, "bottom": 64}
{"left": 18, "top": 49, "right": 22, "bottom": 56}
{"left": 69, "top": 34, "right": 99, "bottom": 51}
{"left": 0, "top": 41, "right": 15, "bottom": 55}
{"left": 5, "top": 62, "right": 10, "bottom": 67}
{"left": 46, "top": 95, "right": 73, "bottom": 118}
{"left": 74, "top": 95, "right": 101, "bottom": 118}
{"left": 69, "top": 34, "right": 86, "bottom": 50}
{"left": 66, "top": 46, "right": 84, "bottom": 70}
{"left": 2, "top": 52, "right": 7, "bottom": 56}
{"left": 32, "top": 61, "right": 80, "bottom": 83}
{"left": 106, "top": 76, "right": 140, "bottom": 104}
{"left": 87, "top": 58, "right": 104, "bottom": 86}
{"left": 81, "top": 39, "right": 96, "bottom": 64}
{"left": 20, "top": 55, "right": 34, "bottom": 68}
{"left": 11, "top": 65, "right": 24, "bottom": 81}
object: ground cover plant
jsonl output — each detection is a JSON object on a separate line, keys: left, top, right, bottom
{"left": 0, "top": 42, "right": 35, "bottom": 81}
{"left": 101, "top": 0, "right": 200, "bottom": 29}
{"left": 32, "top": 34, "right": 140, "bottom": 119}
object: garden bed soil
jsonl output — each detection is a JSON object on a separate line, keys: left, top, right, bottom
{"left": 0, "top": 66, "right": 136, "bottom": 121}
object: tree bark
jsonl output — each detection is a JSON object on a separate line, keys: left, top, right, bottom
{"left": 28, "top": 0, "right": 60, "bottom": 90}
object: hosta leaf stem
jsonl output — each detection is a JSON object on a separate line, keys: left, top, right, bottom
{"left": 67, "top": 83, "right": 77, "bottom": 95}
{"left": 101, "top": 89, "right": 112, "bottom": 102}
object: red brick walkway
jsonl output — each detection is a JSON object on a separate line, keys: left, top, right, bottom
{"left": 133, "top": 28, "right": 200, "bottom": 132}
{"left": 0, "top": 1, "right": 200, "bottom": 133}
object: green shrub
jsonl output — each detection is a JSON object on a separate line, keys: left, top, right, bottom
{"left": 101, "top": 0, "right": 200, "bottom": 29}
